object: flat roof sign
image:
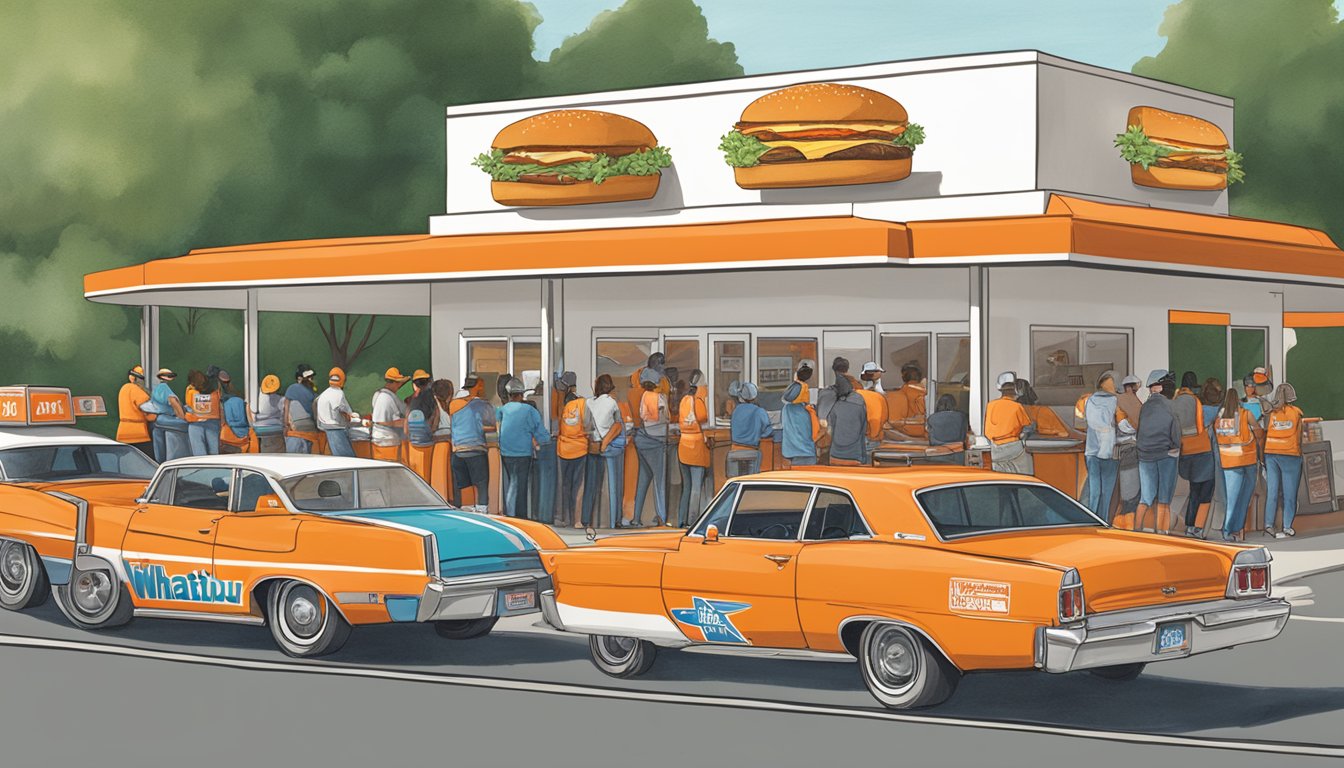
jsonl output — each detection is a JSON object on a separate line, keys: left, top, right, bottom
{"left": 0, "top": 386, "right": 81, "bottom": 426}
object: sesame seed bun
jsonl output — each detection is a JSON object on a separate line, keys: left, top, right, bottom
{"left": 492, "top": 109, "right": 657, "bottom": 151}
{"left": 739, "top": 83, "right": 908, "bottom": 125}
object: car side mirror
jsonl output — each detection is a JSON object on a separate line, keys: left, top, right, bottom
{"left": 704, "top": 524, "right": 719, "bottom": 543}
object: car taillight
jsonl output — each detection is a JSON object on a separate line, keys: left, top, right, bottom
{"left": 1226, "top": 548, "right": 1272, "bottom": 598}
{"left": 1058, "top": 568, "right": 1085, "bottom": 623}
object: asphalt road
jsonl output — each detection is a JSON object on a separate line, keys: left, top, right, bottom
{"left": 0, "top": 571, "right": 1341, "bottom": 767}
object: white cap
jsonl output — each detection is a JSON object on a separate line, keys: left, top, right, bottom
{"left": 861, "top": 361, "right": 885, "bottom": 374}
{"left": 996, "top": 371, "right": 1018, "bottom": 389}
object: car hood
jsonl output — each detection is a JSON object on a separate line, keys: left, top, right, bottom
{"left": 340, "top": 508, "right": 541, "bottom": 579}
{"left": 939, "top": 527, "right": 1234, "bottom": 612}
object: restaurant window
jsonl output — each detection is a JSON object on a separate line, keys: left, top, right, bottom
{"left": 1030, "top": 327, "right": 1131, "bottom": 407}
{"left": 663, "top": 339, "right": 701, "bottom": 418}
{"left": 712, "top": 339, "right": 746, "bottom": 422}
{"left": 822, "top": 330, "right": 872, "bottom": 387}
{"left": 936, "top": 334, "right": 972, "bottom": 414}
{"left": 466, "top": 339, "right": 509, "bottom": 406}
{"left": 514, "top": 341, "right": 542, "bottom": 380}
{"left": 879, "top": 333, "right": 930, "bottom": 394}
{"left": 596, "top": 339, "right": 653, "bottom": 406}
{"left": 1231, "top": 327, "right": 1267, "bottom": 388}
{"left": 756, "top": 337, "right": 817, "bottom": 413}
{"left": 1287, "top": 326, "right": 1344, "bottom": 420}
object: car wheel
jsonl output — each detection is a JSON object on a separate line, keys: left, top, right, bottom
{"left": 1089, "top": 663, "right": 1146, "bottom": 681}
{"left": 0, "top": 540, "right": 49, "bottom": 610}
{"left": 588, "top": 634, "right": 658, "bottom": 678}
{"left": 433, "top": 616, "right": 498, "bottom": 640}
{"left": 52, "top": 563, "right": 132, "bottom": 630}
{"left": 266, "top": 581, "right": 351, "bottom": 658}
{"left": 858, "top": 623, "right": 960, "bottom": 709}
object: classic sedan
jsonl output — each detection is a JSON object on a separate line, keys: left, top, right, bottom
{"left": 536, "top": 466, "right": 1290, "bottom": 709}
{"left": 0, "top": 454, "right": 552, "bottom": 656}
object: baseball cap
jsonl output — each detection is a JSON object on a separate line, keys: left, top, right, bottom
{"left": 1121, "top": 374, "right": 1142, "bottom": 388}
{"left": 384, "top": 367, "right": 410, "bottom": 382}
{"left": 996, "top": 371, "right": 1018, "bottom": 389}
{"left": 261, "top": 375, "right": 281, "bottom": 394}
{"left": 129, "top": 365, "right": 145, "bottom": 379}
{"left": 1145, "top": 369, "right": 1170, "bottom": 387}
{"left": 156, "top": 367, "right": 176, "bottom": 379}
{"left": 861, "top": 361, "right": 885, "bottom": 375}
{"left": 329, "top": 367, "right": 345, "bottom": 384}
{"left": 412, "top": 369, "right": 431, "bottom": 381}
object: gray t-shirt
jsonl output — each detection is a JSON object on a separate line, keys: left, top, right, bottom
{"left": 828, "top": 394, "right": 868, "bottom": 462}
{"left": 927, "top": 410, "right": 969, "bottom": 447}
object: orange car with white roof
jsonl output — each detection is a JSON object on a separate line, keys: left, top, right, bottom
{"left": 536, "top": 466, "right": 1289, "bottom": 709}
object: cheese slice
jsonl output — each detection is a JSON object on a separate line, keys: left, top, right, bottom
{"left": 503, "top": 150, "right": 598, "bottom": 166}
{"left": 760, "top": 138, "right": 887, "bottom": 160}
{"left": 740, "top": 122, "right": 905, "bottom": 135}
{"left": 1152, "top": 140, "right": 1226, "bottom": 155}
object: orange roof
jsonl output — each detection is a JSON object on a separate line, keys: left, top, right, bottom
{"left": 84, "top": 196, "right": 1344, "bottom": 298}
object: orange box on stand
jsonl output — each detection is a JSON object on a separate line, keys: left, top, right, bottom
{"left": 0, "top": 386, "right": 80, "bottom": 426}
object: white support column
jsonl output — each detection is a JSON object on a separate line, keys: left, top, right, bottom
{"left": 140, "top": 306, "right": 159, "bottom": 390}
{"left": 243, "top": 289, "right": 259, "bottom": 406}
{"left": 969, "top": 266, "right": 989, "bottom": 443}
{"left": 540, "top": 278, "right": 567, "bottom": 432}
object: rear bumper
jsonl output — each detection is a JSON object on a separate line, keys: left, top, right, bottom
{"left": 413, "top": 569, "right": 550, "bottom": 623}
{"left": 1037, "top": 596, "right": 1291, "bottom": 673}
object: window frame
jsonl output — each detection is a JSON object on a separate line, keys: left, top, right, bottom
{"left": 911, "top": 479, "right": 1105, "bottom": 542}
{"left": 232, "top": 469, "right": 281, "bottom": 514}
{"left": 800, "top": 486, "right": 874, "bottom": 542}
{"left": 688, "top": 479, "right": 875, "bottom": 543}
{"left": 169, "top": 466, "right": 239, "bottom": 513}
{"left": 721, "top": 481, "right": 818, "bottom": 542}
{"left": 1028, "top": 324, "right": 1134, "bottom": 407}
{"left": 460, "top": 331, "right": 543, "bottom": 406}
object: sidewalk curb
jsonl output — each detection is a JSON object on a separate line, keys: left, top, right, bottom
{"left": 1276, "top": 560, "right": 1344, "bottom": 586}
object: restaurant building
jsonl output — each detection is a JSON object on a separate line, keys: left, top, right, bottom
{"left": 84, "top": 51, "right": 1344, "bottom": 529}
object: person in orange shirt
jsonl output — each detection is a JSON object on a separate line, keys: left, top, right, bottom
{"left": 856, "top": 361, "right": 890, "bottom": 459}
{"left": 1263, "top": 383, "right": 1305, "bottom": 538}
{"left": 676, "top": 370, "right": 711, "bottom": 527}
{"left": 984, "top": 371, "right": 1035, "bottom": 475}
{"left": 886, "top": 362, "right": 927, "bottom": 439}
{"left": 556, "top": 383, "right": 594, "bottom": 528}
{"left": 116, "top": 365, "right": 154, "bottom": 456}
{"left": 184, "top": 367, "right": 223, "bottom": 456}
{"left": 1215, "top": 389, "right": 1264, "bottom": 542}
{"left": 1014, "top": 379, "right": 1072, "bottom": 438}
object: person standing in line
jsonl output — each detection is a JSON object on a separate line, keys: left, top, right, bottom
{"left": 824, "top": 375, "right": 869, "bottom": 466}
{"left": 582, "top": 374, "right": 626, "bottom": 529}
{"left": 856, "top": 362, "right": 890, "bottom": 461}
{"left": 1263, "top": 383, "right": 1305, "bottom": 539}
{"left": 529, "top": 372, "right": 564, "bottom": 524}
{"left": 1194, "top": 378, "right": 1226, "bottom": 538}
{"left": 404, "top": 370, "right": 438, "bottom": 482}
{"left": 253, "top": 375, "right": 286, "bottom": 453}
{"left": 148, "top": 367, "right": 190, "bottom": 461}
{"left": 1113, "top": 374, "right": 1145, "bottom": 526}
{"left": 1173, "top": 371, "right": 1216, "bottom": 537}
{"left": 429, "top": 379, "right": 456, "bottom": 500}
{"left": 283, "top": 364, "right": 320, "bottom": 454}
{"left": 781, "top": 371, "right": 822, "bottom": 468}
{"left": 632, "top": 368, "right": 671, "bottom": 526}
{"left": 184, "top": 367, "right": 223, "bottom": 456}
{"left": 316, "top": 367, "right": 356, "bottom": 457}
{"left": 926, "top": 394, "right": 971, "bottom": 465}
{"left": 727, "top": 380, "right": 775, "bottom": 475}
{"left": 556, "top": 379, "right": 594, "bottom": 528}
{"left": 497, "top": 376, "right": 549, "bottom": 520}
{"left": 1215, "top": 388, "right": 1264, "bottom": 541}
{"left": 449, "top": 375, "right": 496, "bottom": 512}
{"left": 983, "top": 372, "right": 1035, "bottom": 475}
{"left": 886, "top": 362, "right": 927, "bottom": 439}
{"left": 116, "top": 365, "right": 154, "bottom": 457}
{"left": 1136, "top": 370, "right": 1182, "bottom": 533}
{"left": 218, "top": 371, "right": 252, "bottom": 454}
{"left": 1081, "top": 371, "right": 1121, "bottom": 520}
{"left": 676, "top": 370, "right": 712, "bottom": 527}
{"left": 369, "top": 367, "right": 411, "bottom": 462}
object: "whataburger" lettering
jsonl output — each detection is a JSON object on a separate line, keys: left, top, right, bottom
{"left": 126, "top": 562, "right": 244, "bottom": 605}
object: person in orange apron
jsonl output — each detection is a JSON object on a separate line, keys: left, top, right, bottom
{"left": 1215, "top": 389, "right": 1264, "bottom": 542}
{"left": 1263, "top": 383, "right": 1305, "bottom": 538}
{"left": 632, "top": 367, "right": 671, "bottom": 526}
{"left": 676, "top": 370, "right": 712, "bottom": 526}
{"left": 184, "top": 367, "right": 222, "bottom": 456}
{"left": 116, "top": 365, "right": 154, "bottom": 457}
{"left": 556, "top": 385, "right": 593, "bottom": 528}
{"left": 369, "top": 367, "right": 412, "bottom": 462}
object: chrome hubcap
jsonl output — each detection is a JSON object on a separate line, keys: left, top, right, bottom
{"left": 285, "top": 590, "right": 322, "bottom": 638}
{"left": 72, "top": 571, "right": 112, "bottom": 614}
{"left": 869, "top": 627, "right": 919, "bottom": 694}
{"left": 0, "top": 543, "right": 26, "bottom": 591}
{"left": 599, "top": 636, "right": 637, "bottom": 662}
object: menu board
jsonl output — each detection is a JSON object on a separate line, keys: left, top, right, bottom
{"left": 1301, "top": 443, "right": 1337, "bottom": 513}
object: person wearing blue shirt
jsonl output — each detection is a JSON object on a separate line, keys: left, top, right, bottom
{"left": 728, "top": 381, "right": 775, "bottom": 477}
{"left": 220, "top": 371, "right": 251, "bottom": 453}
{"left": 449, "top": 376, "right": 497, "bottom": 512}
{"left": 149, "top": 368, "right": 189, "bottom": 461}
{"left": 780, "top": 377, "right": 819, "bottom": 467}
{"left": 497, "top": 377, "right": 550, "bottom": 519}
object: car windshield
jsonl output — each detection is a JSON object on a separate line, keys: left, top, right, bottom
{"left": 915, "top": 482, "right": 1102, "bottom": 539}
{"left": 281, "top": 466, "right": 446, "bottom": 513}
{"left": 0, "top": 444, "right": 157, "bottom": 483}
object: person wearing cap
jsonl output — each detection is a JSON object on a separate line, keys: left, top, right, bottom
{"left": 449, "top": 375, "right": 496, "bottom": 512}
{"left": 824, "top": 374, "right": 869, "bottom": 465}
{"left": 1242, "top": 369, "right": 1273, "bottom": 424}
{"left": 146, "top": 368, "right": 190, "bottom": 461}
{"left": 316, "top": 367, "right": 356, "bottom": 457}
{"left": 1263, "top": 383, "right": 1305, "bottom": 538}
{"left": 1172, "top": 371, "right": 1216, "bottom": 536}
{"left": 404, "top": 370, "right": 437, "bottom": 482}
{"left": 886, "top": 362, "right": 928, "bottom": 439}
{"left": 1135, "top": 370, "right": 1181, "bottom": 533}
{"left": 583, "top": 374, "right": 627, "bottom": 529}
{"left": 781, "top": 376, "right": 822, "bottom": 468}
{"left": 984, "top": 372, "right": 1036, "bottom": 475}
{"left": 632, "top": 367, "right": 672, "bottom": 526}
{"left": 1081, "top": 371, "right": 1123, "bottom": 520}
{"left": 675, "top": 370, "right": 713, "bottom": 527}
{"left": 218, "top": 371, "right": 253, "bottom": 454}
{"left": 183, "top": 367, "right": 223, "bottom": 456}
{"left": 1111, "top": 373, "right": 1144, "bottom": 526}
{"left": 498, "top": 376, "right": 550, "bottom": 519}
{"left": 726, "top": 380, "right": 775, "bottom": 476}
{"left": 856, "top": 362, "right": 889, "bottom": 458}
{"left": 253, "top": 374, "right": 286, "bottom": 453}
{"left": 556, "top": 373, "right": 595, "bottom": 528}
{"left": 1215, "top": 386, "right": 1264, "bottom": 542}
{"left": 116, "top": 364, "right": 154, "bottom": 457}
{"left": 369, "top": 367, "right": 411, "bottom": 462}
{"left": 284, "top": 364, "right": 320, "bottom": 454}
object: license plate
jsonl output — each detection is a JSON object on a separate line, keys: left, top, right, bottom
{"left": 504, "top": 590, "right": 536, "bottom": 611}
{"left": 1156, "top": 621, "right": 1189, "bottom": 654}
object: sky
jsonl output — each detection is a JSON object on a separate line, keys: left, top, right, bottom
{"left": 527, "top": 0, "right": 1184, "bottom": 73}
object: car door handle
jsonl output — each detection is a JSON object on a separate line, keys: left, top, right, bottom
{"left": 198, "top": 517, "right": 222, "bottom": 535}
{"left": 763, "top": 554, "right": 792, "bottom": 566}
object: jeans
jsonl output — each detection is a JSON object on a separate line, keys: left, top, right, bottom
{"left": 285, "top": 436, "right": 313, "bottom": 453}
{"left": 1084, "top": 455, "right": 1118, "bottom": 522}
{"left": 1265, "top": 453, "right": 1303, "bottom": 529}
{"left": 528, "top": 441, "right": 557, "bottom": 524}
{"left": 188, "top": 420, "right": 221, "bottom": 456}
{"left": 727, "top": 448, "right": 762, "bottom": 478}
{"left": 501, "top": 455, "right": 533, "bottom": 518}
{"left": 1222, "top": 465, "right": 1257, "bottom": 538}
{"left": 452, "top": 451, "right": 490, "bottom": 509}
{"left": 1138, "top": 456, "right": 1178, "bottom": 506}
{"left": 633, "top": 431, "right": 668, "bottom": 524}
{"left": 582, "top": 443, "right": 625, "bottom": 528}
{"left": 678, "top": 463, "right": 708, "bottom": 527}
{"left": 558, "top": 456, "right": 586, "bottom": 526}
{"left": 323, "top": 427, "right": 355, "bottom": 457}
{"left": 788, "top": 455, "right": 817, "bottom": 466}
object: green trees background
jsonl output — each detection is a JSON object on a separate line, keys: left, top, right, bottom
{"left": 2, "top": 0, "right": 1340, "bottom": 435}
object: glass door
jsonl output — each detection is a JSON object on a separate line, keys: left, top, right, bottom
{"left": 708, "top": 333, "right": 749, "bottom": 426}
